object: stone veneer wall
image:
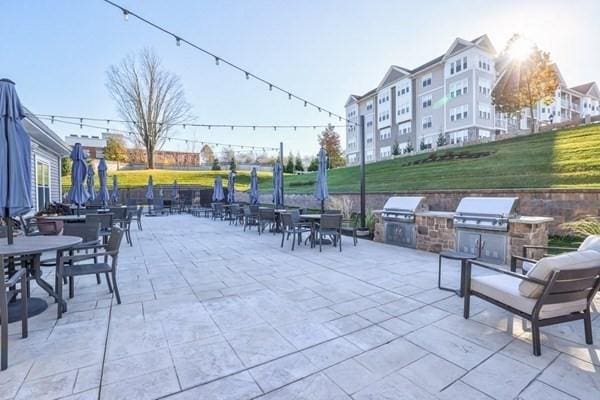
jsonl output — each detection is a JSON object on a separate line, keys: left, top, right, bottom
{"left": 415, "top": 214, "right": 456, "bottom": 253}
{"left": 243, "top": 189, "right": 600, "bottom": 235}
{"left": 508, "top": 221, "right": 549, "bottom": 263}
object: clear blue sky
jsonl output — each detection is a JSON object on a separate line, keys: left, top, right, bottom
{"left": 2, "top": 0, "right": 599, "bottom": 157}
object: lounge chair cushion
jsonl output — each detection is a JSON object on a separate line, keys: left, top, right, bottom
{"left": 519, "top": 250, "right": 600, "bottom": 298}
{"left": 578, "top": 235, "right": 600, "bottom": 253}
{"left": 472, "top": 274, "right": 587, "bottom": 319}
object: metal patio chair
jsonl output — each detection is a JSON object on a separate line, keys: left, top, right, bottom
{"left": 317, "top": 214, "right": 343, "bottom": 252}
{"left": 464, "top": 250, "right": 600, "bottom": 356}
{"left": 242, "top": 206, "right": 259, "bottom": 232}
{"left": 1, "top": 257, "right": 28, "bottom": 370}
{"left": 280, "top": 213, "right": 312, "bottom": 251}
{"left": 56, "top": 227, "right": 125, "bottom": 318}
{"left": 258, "top": 208, "right": 276, "bottom": 235}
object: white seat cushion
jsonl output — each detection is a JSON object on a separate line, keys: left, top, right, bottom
{"left": 519, "top": 250, "right": 600, "bottom": 298}
{"left": 578, "top": 235, "right": 600, "bottom": 252}
{"left": 472, "top": 274, "right": 588, "bottom": 320}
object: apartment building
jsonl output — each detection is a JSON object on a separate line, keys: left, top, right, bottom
{"left": 345, "top": 35, "right": 599, "bottom": 165}
{"left": 522, "top": 65, "right": 600, "bottom": 129}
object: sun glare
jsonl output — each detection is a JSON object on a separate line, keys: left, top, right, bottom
{"left": 507, "top": 36, "right": 534, "bottom": 61}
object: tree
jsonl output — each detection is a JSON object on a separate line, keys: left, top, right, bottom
{"left": 308, "top": 157, "right": 319, "bottom": 172}
{"left": 318, "top": 124, "right": 345, "bottom": 168}
{"left": 229, "top": 156, "right": 237, "bottom": 172}
{"left": 106, "top": 48, "right": 191, "bottom": 169}
{"left": 493, "top": 34, "right": 559, "bottom": 133}
{"left": 104, "top": 136, "right": 128, "bottom": 169}
{"left": 211, "top": 158, "right": 221, "bottom": 171}
{"left": 404, "top": 141, "right": 414, "bottom": 154}
{"left": 419, "top": 139, "right": 427, "bottom": 151}
{"left": 294, "top": 152, "right": 304, "bottom": 172}
{"left": 392, "top": 142, "right": 401, "bottom": 156}
{"left": 436, "top": 132, "right": 448, "bottom": 147}
{"left": 285, "top": 152, "right": 295, "bottom": 173}
{"left": 200, "top": 144, "right": 215, "bottom": 165}
{"left": 61, "top": 156, "right": 71, "bottom": 177}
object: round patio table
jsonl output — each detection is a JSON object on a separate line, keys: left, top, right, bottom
{"left": 1, "top": 235, "right": 83, "bottom": 322}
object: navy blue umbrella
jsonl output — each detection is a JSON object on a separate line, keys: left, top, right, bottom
{"left": 111, "top": 175, "right": 119, "bottom": 204}
{"left": 0, "top": 79, "right": 32, "bottom": 244}
{"left": 227, "top": 171, "right": 235, "bottom": 203}
{"left": 86, "top": 164, "right": 96, "bottom": 202}
{"left": 212, "top": 176, "right": 224, "bottom": 201}
{"left": 172, "top": 179, "right": 179, "bottom": 200}
{"left": 68, "top": 143, "right": 89, "bottom": 213}
{"left": 314, "top": 148, "right": 329, "bottom": 212}
{"left": 272, "top": 161, "right": 283, "bottom": 207}
{"left": 249, "top": 167, "right": 259, "bottom": 205}
{"left": 97, "top": 159, "right": 110, "bottom": 207}
{"left": 146, "top": 175, "right": 154, "bottom": 201}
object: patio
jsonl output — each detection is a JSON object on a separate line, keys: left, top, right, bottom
{"left": 2, "top": 214, "right": 599, "bottom": 400}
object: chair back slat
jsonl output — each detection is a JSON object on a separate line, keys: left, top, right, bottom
{"left": 543, "top": 267, "right": 600, "bottom": 305}
{"left": 551, "top": 276, "right": 599, "bottom": 293}
{"left": 319, "top": 214, "right": 342, "bottom": 230}
{"left": 87, "top": 213, "right": 113, "bottom": 231}
{"left": 107, "top": 227, "right": 125, "bottom": 252}
{"left": 63, "top": 221, "right": 100, "bottom": 243}
{"left": 259, "top": 208, "right": 275, "bottom": 219}
{"left": 280, "top": 213, "right": 293, "bottom": 228}
{"left": 323, "top": 210, "right": 342, "bottom": 215}
{"left": 543, "top": 290, "right": 593, "bottom": 305}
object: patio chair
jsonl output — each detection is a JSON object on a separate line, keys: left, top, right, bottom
{"left": 1, "top": 257, "right": 28, "bottom": 370}
{"left": 228, "top": 204, "right": 243, "bottom": 225}
{"left": 131, "top": 206, "right": 143, "bottom": 230}
{"left": 19, "top": 216, "right": 62, "bottom": 236}
{"left": 258, "top": 208, "right": 276, "bottom": 235}
{"left": 341, "top": 218, "right": 358, "bottom": 246}
{"left": 109, "top": 207, "right": 127, "bottom": 227}
{"left": 317, "top": 214, "right": 343, "bottom": 252}
{"left": 242, "top": 206, "right": 259, "bottom": 232}
{"left": 87, "top": 213, "right": 113, "bottom": 237}
{"left": 56, "top": 227, "right": 125, "bottom": 318}
{"left": 512, "top": 235, "right": 600, "bottom": 274}
{"left": 464, "top": 250, "right": 600, "bottom": 356}
{"left": 212, "top": 203, "right": 224, "bottom": 220}
{"left": 323, "top": 209, "right": 342, "bottom": 215}
{"left": 280, "top": 213, "right": 312, "bottom": 251}
{"left": 61, "top": 222, "right": 103, "bottom": 297}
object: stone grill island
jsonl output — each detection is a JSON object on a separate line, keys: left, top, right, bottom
{"left": 374, "top": 197, "right": 553, "bottom": 264}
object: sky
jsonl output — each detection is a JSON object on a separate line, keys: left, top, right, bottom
{"left": 2, "top": 0, "right": 599, "bottom": 157}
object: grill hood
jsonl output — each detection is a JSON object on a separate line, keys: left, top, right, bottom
{"left": 455, "top": 197, "right": 519, "bottom": 218}
{"left": 383, "top": 196, "right": 426, "bottom": 213}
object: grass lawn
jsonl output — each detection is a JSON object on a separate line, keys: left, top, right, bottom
{"left": 63, "top": 169, "right": 273, "bottom": 191}
{"left": 285, "top": 124, "right": 600, "bottom": 193}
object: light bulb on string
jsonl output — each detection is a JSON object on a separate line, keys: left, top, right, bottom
{"left": 215, "top": 57, "right": 220, "bottom": 65}
{"left": 269, "top": 84, "right": 273, "bottom": 91}
{"left": 245, "top": 72, "right": 250, "bottom": 80}
{"left": 122, "top": 9, "right": 129, "bottom": 21}
{"left": 304, "top": 101, "right": 307, "bottom": 107}
{"left": 51, "top": 116, "right": 54, "bottom": 124}
{"left": 176, "top": 37, "right": 181, "bottom": 47}
{"left": 288, "top": 93, "right": 291, "bottom": 100}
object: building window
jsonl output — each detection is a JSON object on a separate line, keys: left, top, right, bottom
{"left": 478, "top": 103, "right": 491, "bottom": 120}
{"left": 422, "top": 94, "right": 432, "bottom": 108}
{"left": 462, "top": 56, "right": 468, "bottom": 70}
{"left": 450, "top": 105, "right": 469, "bottom": 121}
{"left": 422, "top": 74, "right": 432, "bottom": 88}
{"left": 380, "top": 129, "right": 391, "bottom": 140}
{"left": 478, "top": 78, "right": 491, "bottom": 96}
{"left": 36, "top": 159, "right": 51, "bottom": 211}
{"left": 422, "top": 116, "right": 432, "bottom": 129}
{"left": 450, "top": 79, "right": 468, "bottom": 98}
{"left": 380, "top": 146, "right": 392, "bottom": 159}
{"left": 478, "top": 56, "right": 491, "bottom": 71}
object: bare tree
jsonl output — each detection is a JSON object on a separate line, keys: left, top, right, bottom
{"left": 106, "top": 48, "right": 191, "bottom": 168}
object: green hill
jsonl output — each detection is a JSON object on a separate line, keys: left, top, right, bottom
{"left": 284, "top": 124, "right": 600, "bottom": 193}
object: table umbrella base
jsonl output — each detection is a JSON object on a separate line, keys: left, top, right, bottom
{"left": 7, "top": 297, "right": 48, "bottom": 323}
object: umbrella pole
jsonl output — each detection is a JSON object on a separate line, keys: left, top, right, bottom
{"left": 5, "top": 215, "right": 13, "bottom": 245}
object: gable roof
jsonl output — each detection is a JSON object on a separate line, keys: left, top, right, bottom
{"left": 570, "top": 82, "right": 600, "bottom": 98}
{"left": 344, "top": 95, "right": 359, "bottom": 107}
{"left": 23, "top": 107, "right": 70, "bottom": 155}
{"left": 377, "top": 65, "right": 411, "bottom": 90}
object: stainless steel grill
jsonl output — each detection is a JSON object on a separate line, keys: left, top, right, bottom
{"left": 453, "top": 197, "right": 519, "bottom": 264}
{"left": 453, "top": 197, "right": 518, "bottom": 232}
{"left": 382, "top": 196, "right": 426, "bottom": 248}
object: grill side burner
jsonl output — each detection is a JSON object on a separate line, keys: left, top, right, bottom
{"left": 382, "top": 196, "right": 426, "bottom": 248}
{"left": 453, "top": 197, "right": 519, "bottom": 264}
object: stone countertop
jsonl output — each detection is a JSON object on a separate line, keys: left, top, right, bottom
{"left": 415, "top": 211, "right": 455, "bottom": 218}
{"left": 509, "top": 216, "right": 554, "bottom": 224}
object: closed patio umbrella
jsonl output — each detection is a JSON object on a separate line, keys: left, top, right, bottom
{"left": 227, "top": 171, "right": 235, "bottom": 203}
{"left": 0, "top": 79, "right": 32, "bottom": 244}
{"left": 97, "top": 159, "right": 110, "bottom": 207}
{"left": 249, "top": 167, "right": 259, "bottom": 205}
{"left": 172, "top": 179, "right": 179, "bottom": 200}
{"left": 68, "top": 143, "right": 89, "bottom": 215}
{"left": 146, "top": 175, "right": 154, "bottom": 201}
{"left": 86, "top": 164, "right": 96, "bottom": 202}
{"left": 111, "top": 175, "right": 119, "bottom": 204}
{"left": 272, "top": 161, "right": 283, "bottom": 207}
{"left": 212, "top": 176, "right": 224, "bottom": 202}
{"left": 314, "top": 147, "right": 329, "bottom": 212}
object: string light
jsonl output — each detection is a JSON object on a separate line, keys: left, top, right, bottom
{"left": 37, "top": 116, "right": 279, "bottom": 151}
{"left": 102, "top": 0, "right": 355, "bottom": 126}
{"left": 175, "top": 37, "right": 181, "bottom": 47}
{"left": 245, "top": 72, "right": 250, "bottom": 80}
{"left": 28, "top": 113, "right": 346, "bottom": 130}
{"left": 122, "top": 9, "right": 129, "bottom": 21}
{"left": 288, "top": 93, "right": 292, "bottom": 100}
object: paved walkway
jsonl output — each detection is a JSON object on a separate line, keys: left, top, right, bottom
{"left": 2, "top": 214, "right": 599, "bottom": 400}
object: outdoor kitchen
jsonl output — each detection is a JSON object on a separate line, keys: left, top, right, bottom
{"left": 373, "top": 196, "right": 553, "bottom": 265}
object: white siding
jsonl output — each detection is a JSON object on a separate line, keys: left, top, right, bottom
{"left": 31, "top": 140, "right": 62, "bottom": 211}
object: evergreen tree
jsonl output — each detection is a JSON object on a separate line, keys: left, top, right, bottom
{"left": 285, "top": 152, "right": 295, "bottom": 173}
{"left": 419, "top": 139, "right": 427, "bottom": 151}
{"left": 436, "top": 133, "right": 448, "bottom": 147}
{"left": 211, "top": 158, "right": 221, "bottom": 171}
{"left": 229, "top": 156, "right": 237, "bottom": 172}
{"left": 308, "top": 157, "right": 319, "bottom": 172}
{"left": 404, "top": 142, "right": 414, "bottom": 154}
{"left": 294, "top": 152, "right": 304, "bottom": 172}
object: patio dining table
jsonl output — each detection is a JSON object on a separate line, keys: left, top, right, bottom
{"left": 1, "top": 235, "right": 83, "bottom": 322}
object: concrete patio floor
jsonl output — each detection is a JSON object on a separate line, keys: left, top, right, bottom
{"left": 2, "top": 214, "right": 599, "bottom": 400}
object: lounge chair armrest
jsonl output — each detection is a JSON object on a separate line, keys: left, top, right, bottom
{"left": 468, "top": 260, "right": 547, "bottom": 285}
{"left": 523, "top": 245, "right": 578, "bottom": 252}
{"left": 68, "top": 243, "right": 107, "bottom": 252}
{"left": 511, "top": 255, "right": 538, "bottom": 264}
{"left": 5, "top": 268, "right": 27, "bottom": 287}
